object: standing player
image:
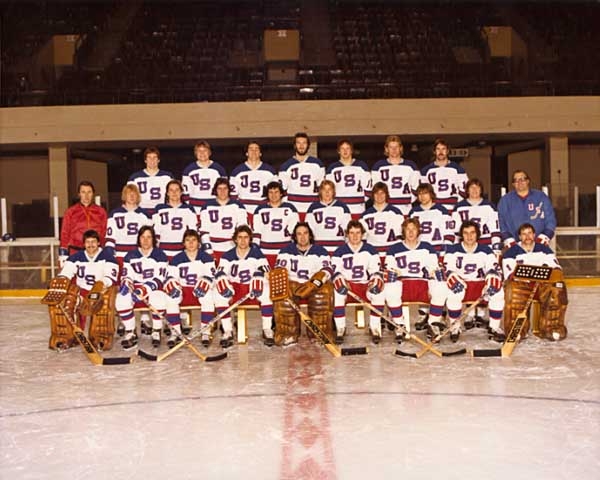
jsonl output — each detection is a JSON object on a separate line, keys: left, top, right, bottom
{"left": 127, "top": 146, "right": 173, "bottom": 215}
{"left": 359, "top": 182, "right": 404, "bottom": 260}
{"left": 213, "top": 225, "right": 273, "bottom": 347}
{"left": 497, "top": 169, "right": 557, "bottom": 248}
{"left": 181, "top": 140, "right": 228, "bottom": 212}
{"left": 198, "top": 178, "right": 248, "bottom": 264}
{"left": 420, "top": 138, "right": 468, "bottom": 213}
{"left": 152, "top": 180, "right": 199, "bottom": 260}
{"left": 371, "top": 135, "right": 421, "bottom": 216}
{"left": 443, "top": 221, "right": 505, "bottom": 342}
{"left": 230, "top": 141, "right": 277, "bottom": 224}
{"left": 105, "top": 184, "right": 153, "bottom": 265}
{"left": 305, "top": 180, "right": 352, "bottom": 253}
{"left": 384, "top": 218, "right": 447, "bottom": 341}
{"left": 59, "top": 180, "right": 108, "bottom": 266}
{"left": 116, "top": 226, "right": 177, "bottom": 349}
{"left": 325, "top": 139, "right": 371, "bottom": 219}
{"left": 330, "top": 221, "right": 385, "bottom": 344}
{"left": 278, "top": 132, "right": 325, "bottom": 220}
{"left": 253, "top": 181, "right": 299, "bottom": 268}
{"left": 168, "top": 229, "right": 217, "bottom": 343}
{"left": 274, "top": 222, "right": 334, "bottom": 346}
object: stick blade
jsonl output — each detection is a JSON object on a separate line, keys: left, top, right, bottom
{"left": 341, "top": 346, "right": 368, "bottom": 356}
{"left": 441, "top": 348, "right": 467, "bottom": 357}
{"left": 204, "top": 352, "right": 228, "bottom": 362}
{"left": 471, "top": 348, "right": 502, "bottom": 357}
{"left": 138, "top": 349, "right": 158, "bottom": 361}
{"left": 102, "top": 356, "right": 134, "bottom": 365}
{"left": 395, "top": 349, "right": 418, "bottom": 358}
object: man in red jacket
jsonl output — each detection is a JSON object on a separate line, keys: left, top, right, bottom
{"left": 59, "top": 181, "right": 107, "bottom": 266}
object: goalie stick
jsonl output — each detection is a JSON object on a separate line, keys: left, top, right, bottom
{"left": 138, "top": 293, "right": 253, "bottom": 362}
{"left": 41, "top": 283, "right": 133, "bottom": 366}
{"left": 344, "top": 290, "right": 444, "bottom": 358}
{"left": 269, "top": 268, "right": 368, "bottom": 357}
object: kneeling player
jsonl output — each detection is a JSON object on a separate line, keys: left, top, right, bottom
{"left": 213, "top": 225, "right": 273, "bottom": 347}
{"left": 444, "top": 221, "right": 505, "bottom": 342}
{"left": 502, "top": 222, "right": 567, "bottom": 340}
{"left": 46, "top": 229, "right": 119, "bottom": 351}
{"left": 331, "top": 220, "right": 386, "bottom": 344}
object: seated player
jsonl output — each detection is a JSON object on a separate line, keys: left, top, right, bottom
{"left": 116, "top": 226, "right": 181, "bottom": 349}
{"left": 384, "top": 218, "right": 447, "bottom": 341}
{"left": 213, "top": 225, "right": 273, "bottom": 347}
{"left": 502, "top": 223, "right": 567, "bottom": 341}
{"left": 330, "top": 220, "right": 386, "bottom": 344}
{"left": 443, "top": 221, "right": 505, "bottom": 343}
{"left": 46, "top": 229, "right": 118, "bottom": 351}
{"left": 168, "top": 229, "right": 217, "bottom": 338}
{"left": 274, "top": 222, "right": 334, "bottom": 346}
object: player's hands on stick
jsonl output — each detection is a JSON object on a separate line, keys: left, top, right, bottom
{"left": 193, "top": 276, "right": 212, "bottom": 298}
{"left": 368, "top": 273, "right": 384, "bottom": 295}
{"left": 332, "top": 273, "right": 348, "bottom": 294}
{"left": 251, "top": 271, "right": 264, "bottom": 297}
{"left": 446, "top": 272, "right": 466, "bottom": 294}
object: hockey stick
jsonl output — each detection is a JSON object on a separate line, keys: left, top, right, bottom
{"left": 269, "top": 268, "right": 368, "bottom": 357}
{"left": 138, "top": 293, "right": 252, "bottom": 362}
{"left": 500, "top": 282, "right": 540, "bottom": 357}
{"left": 344, "top": 290, "right": 443, "bottom": 358}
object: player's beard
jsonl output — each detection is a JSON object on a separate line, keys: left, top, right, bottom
{"left": 295, "top": 146, "right": 309, "bottom": 156}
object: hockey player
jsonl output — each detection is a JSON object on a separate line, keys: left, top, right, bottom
{"left": 105, "top": 184, "right": 153, "bottom": 266}
{"left": 48, "top": 229, "right": 119, "bottom": 350}
{"left": 181, "top": 140, "right": 228, "bottom": 212}
{"left": 420, "top": 138, "right": 468, "bottom": 213}
{"left": 198, "top": 177, "right": 249, "bottom": 264}
{"left": 305, "top": 180, "right": 352, "bottom": 253}
{"left": 497, "top": 169, "right": 557, "bottom": 248}
{"left": 325, "top": 139, "right": 372, "bottom": 219}
{"left": 59, "top": 180, "right": 107, "bottom": 266}
{"left": 451, "top": 178, "right": 502, "bottom": 328}
{"left": 274, "top": 222, "right": 334, "bottom": 346}
{"left": 502, "top": 223, "right": 567, "bottom": 341}
{"left": 253, "top": 181, "right": 299, "bottom": 268}
{"left": 168, "top": 229, "right": 217, "bottom": 343}
{"left": 230, "top": 141, "right": 277, "bottom": 223}
{"left": 116, "top": 226, "right": 179, "bottom": 349}
{"left": 443, "top": 221, "right": 505, "bottom": 343}
{"left": 383, "top": 218, "right": 447, "bottom": 340}
{"left": 359, "top": 182, "right": 404, "bottom": 260}
{"left": 152, "top": 179, "right": 199, "bottom": 260}
{"left": 278, "top": 132, "right": 325, "bottom": 220}
{"left": 371, "top": 135, "right": 421, "bottom": 216}
{"left": 330, "top": 220, "right": 386, "bottom": 344}
{"left": 127, "top": 146, "right": 174, "bottom": 215}
{"left": 213, "top": 225, "right": 274, "bottom": 347}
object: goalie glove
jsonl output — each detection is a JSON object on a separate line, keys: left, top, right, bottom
{"left": 193, "top": 276, "right": 212, "bottom": 298}
{"left": 294, "top": 269, "right": 330, "bottom": 299}
{"left": 164, "top": 278, "right": 182, "bottom": 299}
{"left": 250, "top": 271, "right": 264, "bottom": 298}
{"left": 446, "top": 272, "right": 466, "bottom": 294}
{"left": 536, "top": 233, "right": 550, "bottom": 246}
{"left": 215, "top": 272, "right": 234, "bottom": 298}
{"left": 368, "top": 272, "right": 384, "bottom": 295}
{"left": 119, "top": 278, "right": 133, "bottom": 296}
{"left": 332, "top": 272, "right": 348, "bottom": 295}
{"left": 485, "top": 271, "right": 502, "bottom": 296}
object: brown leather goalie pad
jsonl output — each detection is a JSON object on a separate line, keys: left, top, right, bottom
{"left": 307, "top": 282, "right": 334, "bottom": 340}
{"left": 47, "top": 281, "right": 80, "bottom": 350}
{"left": 274, "top": 280, "right": 301, "bottom": 345}
{"left": 503, "top": 279, "right": 534, "bottom": 339}
{"left": 294, "top": 270, "right": 329, "bottom": 299}
{"left": 88, "top": 285, "right": 117, "bottom": 350}
{"left": 536, "top": 269, "right": 568, "bottom": 341}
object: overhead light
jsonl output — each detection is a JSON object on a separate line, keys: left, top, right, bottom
{"left": 300, "top": 87, "right": 314, "bottom": 93}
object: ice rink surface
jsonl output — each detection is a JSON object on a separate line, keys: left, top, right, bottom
{"left": 1, "top": 287, "right": 599, "bottom": 480}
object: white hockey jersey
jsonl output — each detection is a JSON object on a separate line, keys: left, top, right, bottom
{"left": 305, "top": 200, "right": 352, "bottom": 253}
{"left": 276, "top": 243, "right": 331, "bottom": 282}
{"left": 359, "top": 204, "right": 404, "bottom": 254}
{"left": 230, "top": 162, "right": 277, "bottom": 215}
{"left": 181, "top": 161, "right": 228, "bottom": 212}
{"left": 331, "top": 242, "right": 381, "bottom": 283}
{"left": 198, "top": 199, "right": 248, "bottom": 253}
{"left": 371, "top": 158, "right": 421, "bottom": 215}
{"left": 278, "top": 156, "right": 325, "bottom": 213}
{"left": 152, "top": 203, "right": 199, "bottom": 259}
{"left": 408, "top": 203, "right": 455, "bottom": 253}
{"left": 444, "top": 243, "right": 499, "bottom": 281}
{"left": 60, "top": 248, "right": 119, "bottom": 290}
{"left": 217, "top": 244, "right": 270, "bottom": 284}
{"left": 105, "top": 206, "right": 153, "bottom": 258}
{"left": 253, "top": 202, "right": 299, "bottom": 256}
{"left": 121, "top": 247, "right": 169, "bottom": 288}
{"left": 169, "top": 249, "right": 216, "bottom": 288}
{"left": 325, "top": 160, "right": 372, "bottom": 215}
{"left": 452, "top": 199, "right": 501, "bottom": 248}
{"left": 384, "top": 240, "right": 439, "bottom": 279}
{"left": 502, "top": 243, "right": 561, "bottom": 279}
{"left": 127, "top": 169, "right": 173, "bottom": 214}
{"left": 420, "top": 161, "right": 468, "bottom": 212}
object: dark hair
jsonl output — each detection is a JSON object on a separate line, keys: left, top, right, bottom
{"left": 182, "top": 228, "right": 200, "bottom": 243}
{"left": 164, "top": 179, "right": 183, "bottom": 204}
{"left": 83, "top": 229, "right": 100, "bottom": 243}
{"left": 337, "top": 138, "right": 353, "bottom": 152}
{"left": 402, "top": 217, "right": 421, "bottom": 237}
{"left": 433, "top": 138, "right": 449, "bottom": 150}
{"left": 264, "top": 180, "right": 286, "bottom": 197}
{"left": 459, "top": 220, "right": 481, "bottom": 240}
{"left": 233, "top": 224, "right": 253, "bottom": 241}
{"left": 465, "top": 178, "right": 484, "bottom": 195}
{"left": 518, "top": 222, "right": 536, "bottom": 235}
{"left": 371, "top": 181, "right": 389, "bottom": 201}
{"left": 137, "top": 225, "right": 158, "bottom": 248}
{"left": 345, "top": 219, "right": 365, "bottom": 235}
{"left": 211, "top": 177, "right": 232, "bottom": 196}
{"left": 78, "top": 180, "right": 95, "bottom": 194}
{"left": 294, "top": 132, "right": 311, "bottom": 149}
{"left": 144, "top": 146, "right": 160, "bottom": 160}
{"left": 292, "top": 222, "right": 315, "bottom": 244}
{"left": 416, "top": 183, "right": 436, "bottom": 201}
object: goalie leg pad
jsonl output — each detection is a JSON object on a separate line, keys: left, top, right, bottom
{"left": 88, "top": 286, "right": 117, "bottom": 351}
{"left": 307, "top": 282, "right": 334, "bottom": 340}
{"left": 274, "top": 298, "right": 300, "bottom": 346}
{"left": 504, "top": 280, "right": 533, "bottom": 338}
{"left": 537, "top": 269, "right": 568, "bottom": 341}
{"left": 48, "top": 305, "right": 76, "bottom": 350}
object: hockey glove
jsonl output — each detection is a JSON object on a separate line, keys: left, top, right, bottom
{"left": 536, "top": 233, "right": 550, "bottom": 246}
{"left": 164, "top": 278, "right": 182, "bottom": 299}
{"left": 193, "top": 276, "right": 212, "bottom": 298}
{"left": 103, "top": 246, "right": 116, "bottom": 258}
{"left": 485, "top": 273, "right": 502, "bottom": 296}
{"left": 368, "top": 273, "right": 384, "bottom": 295}
{"left": 132, "top": 284, "right": 150, "bottom": 303}
{"left": 433, "top": 268, "right": 445, "bottom": 282}
{"left": 504, "top": 237, "right": 516, "bottom": 249}
{"left": 119, "top": 278, "right": 133, "bottom": 296}
{"left": 332, "top": 273, "right": 349, "bottom": 295}
{"left": 251, "top": 271, "right": 264, "bottom": 298}
{"left": 215, "top": 273, "right": 234, "bottom": 298}
{"left": 446, "top": 273, "right": 466, "bottom": 294}
{"left": 386, "top": 270, "right": 399, "bottom": 283}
